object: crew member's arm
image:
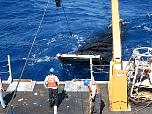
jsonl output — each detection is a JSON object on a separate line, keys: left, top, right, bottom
{"left": 55, "top": 76, "right": 59, "bottom": 86}
{"left": 44, "top": 76, "right": 48, "bottom": 88}
{"left": 95, "top": 83, "right": 100, "bottom": 94}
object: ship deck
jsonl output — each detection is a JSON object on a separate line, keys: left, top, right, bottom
{"left": 1, "top": 82, "right": 152, "bottom": 114}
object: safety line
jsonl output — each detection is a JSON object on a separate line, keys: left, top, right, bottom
{"left": 6, "top": 0, "right": 50, "bottom": 113}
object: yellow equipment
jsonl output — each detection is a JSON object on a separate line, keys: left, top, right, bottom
{"left": 108, "top": 0, "right": 128, "bottom": 111}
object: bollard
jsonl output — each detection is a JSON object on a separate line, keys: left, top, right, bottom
{"left": 54, "top": 105, "right": 57, "bottom": 114}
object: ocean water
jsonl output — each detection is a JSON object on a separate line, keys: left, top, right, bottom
{"left": 0, "top": 0, "right": 152, "bottom": 81}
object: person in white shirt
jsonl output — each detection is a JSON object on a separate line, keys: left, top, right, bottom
{"left": 44, "top": 68, "right": 59, "bottom": 107}
{"left": 84, "top": 80, "right": 101, "bottom": 114}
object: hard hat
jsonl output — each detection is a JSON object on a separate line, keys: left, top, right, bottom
{"left": 49, "top": 68, "right": 54, "bottom": 73}
{"left": 83, "top": 79, "right": 90, "bottom": 86}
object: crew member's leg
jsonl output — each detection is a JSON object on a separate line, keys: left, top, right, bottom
{"left": 52, "top": 88, "right": 58, "bottom": 106}
{"left": 94, "top": 93, "right": 101, "bottom": 114}
{"left": 48, "top": 88, "right": 53, "bottom": 106}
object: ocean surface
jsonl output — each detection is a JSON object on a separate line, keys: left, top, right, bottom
{"left": 0, "top": 0, "right": 152, "bottom": 81}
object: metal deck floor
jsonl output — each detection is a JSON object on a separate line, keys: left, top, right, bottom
{"left": 0, "top": 83, "right": 152, "bottom": 114}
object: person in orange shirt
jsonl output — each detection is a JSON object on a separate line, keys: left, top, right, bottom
{"left": 84, "top": 80, "right": 101, "bottom": 114}
{"left": 44, "top": 68, "right": 59, "bottom": 107}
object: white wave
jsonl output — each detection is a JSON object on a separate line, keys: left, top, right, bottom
{"left": 146, "top": 13, "right": 152, "bottom": 18}
{"left": 133, "top": 23, "right": 145, "bottom": 29}
{"left": 120, "top": 19, "right": 130, "bottom": 25}
{"left": 22, "top": 56, "right": 56, "bottom": 66}
{"left": 42, "top": 39, "right": 47, "bottom": 41}
{"left": 135, "top": 25, "right": 142, "bottom": 28}
{"left": 36, "top": 56, "right": 52, "bottom": 63}
{"left": 143, "top": 26, "right": 152, "bottom": 32}
{"left": 47, "top": 38, "right": 56, "bottom": 45}
{"left": 22, "top": 58, "right": 26, "bottom": 60}
{"left": 78, "top": 44, "right": 82, "bottom": 48}
{"left": 72, "top": 35, "right": 85, "bottom": 44}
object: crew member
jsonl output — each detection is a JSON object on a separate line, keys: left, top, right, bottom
{"left": 0, "top": 78, "right": 6, "bottom": 109}
{"left": 84, "top": 79, "right": 101, "bottom": 114}
{"left": 44, "top": 68, "right": 59, "bottom": 107}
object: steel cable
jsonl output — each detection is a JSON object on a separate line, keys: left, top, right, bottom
{"left": 6, "top": 0, "right": 50, "bottom": 113}
{"left": 61, "top": 3, "right": 73, "bottom": 37}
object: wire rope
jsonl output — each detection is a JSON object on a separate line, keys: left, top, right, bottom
{"left": 61, "top": 3, "right": 73, "bottom": 37}
{"left": 6, "top": 0, "right": 50, "bottom": 113}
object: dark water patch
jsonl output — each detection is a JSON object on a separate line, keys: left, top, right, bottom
{"left": 75, "top": 19, "right": 128, "bottom": 64}
{"left": 76, "top": 33, "right": 112, "bottom": 65}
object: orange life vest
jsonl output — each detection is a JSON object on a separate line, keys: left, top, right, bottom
{"left": 47, "top": 75, "right": 58, "bottom": 87}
